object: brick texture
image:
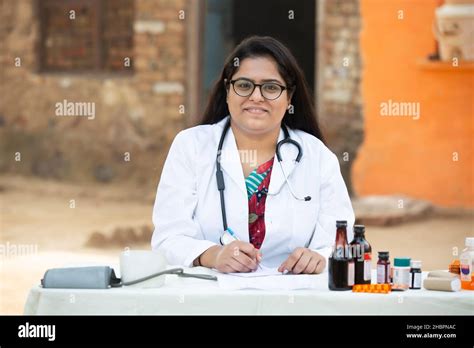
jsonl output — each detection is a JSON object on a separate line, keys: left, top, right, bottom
{"left": 319, "top": 0, "right": 363, "bottom": 196}
{"left": 0, "top": 0, "right": 187, "bottom": 185}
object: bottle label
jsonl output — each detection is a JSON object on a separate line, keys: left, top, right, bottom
{"left": 348, "top": 261, "right": 354, "bottom": 286}
{"left": 363, "top": 253, "right": 371, "bottom": 281}
{"left": 364, "top": 261, "right": 371, "bottom": 281}
{"left": 393, "top": 267, "right": 410, "bottom": 287}
{"left": 377, "top": 264, "right": 386, "bottom": 283}
{"left": 460, "top": 257, "right": 472, "bottom": 282}
{"left": 412, "top": 272, "right": 421, "bottom": 288}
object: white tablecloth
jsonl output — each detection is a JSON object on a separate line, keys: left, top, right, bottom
{"left": 24, "top": 267, "right": 474, "bottom": 315}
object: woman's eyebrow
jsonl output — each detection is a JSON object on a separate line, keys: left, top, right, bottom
{"left": 235, "top": 77, "right": 284, "bottom": 84}
{"left": 261, "top": 78, "right": 284, "bottom": 84}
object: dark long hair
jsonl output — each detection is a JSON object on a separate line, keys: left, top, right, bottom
{"left": 199, "top": 36, "right": 325, "bottom": 143}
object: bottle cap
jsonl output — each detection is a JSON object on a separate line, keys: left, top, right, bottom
{"left": 394, "top": 257, "right": 411, "bottom": 267}
{"left": 354, "top": 225, "right": 365, "bottom": 234}
{"left": 465, "top": 237, "right": 474, "bottom": 248}
{"left": 378, "top": 251, "right": 390, "bottom": 259}
{"left": 410, "top": 260, "right": 422, "bottom": 269}
{"left": 336, "top": 220, "right": 347, "bottom": 227}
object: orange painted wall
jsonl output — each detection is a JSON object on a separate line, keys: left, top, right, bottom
{"left": 354, "top": 0, "right": 474, "bottom": 207}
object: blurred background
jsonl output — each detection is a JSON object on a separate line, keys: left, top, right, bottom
{"left": 0, "top": 0, "right": 472, "bottom": 313}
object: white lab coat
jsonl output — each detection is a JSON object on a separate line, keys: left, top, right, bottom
{"left": 151, "top": 116, "right": 355, "bottom": 270}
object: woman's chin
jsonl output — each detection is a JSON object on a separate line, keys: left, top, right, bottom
{"left": 240, "top": 119, "right": 271, "bottom": 134}
{"left": 231, "top": 112, "right": 280, "bottom": 135}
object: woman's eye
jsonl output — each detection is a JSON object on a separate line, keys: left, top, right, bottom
{"left": 236, "top": 82, "right": 252, "bottom": 89}
{"left": 263, "top": 84, "right": 279, "bottom": 92}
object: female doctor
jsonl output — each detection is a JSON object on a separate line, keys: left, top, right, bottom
{"left": 151, "top": 36, "right": 354, "bottom": 274}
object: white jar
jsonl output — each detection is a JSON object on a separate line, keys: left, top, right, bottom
{"left": 434, "top": 3, "right": 474, "bottom": 60}
{"left": 392, "top": 257, "right": 411, "bottom": 291}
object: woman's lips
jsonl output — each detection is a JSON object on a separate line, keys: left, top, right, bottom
{"left": 244, "top": 108, "right": 268, "bottom": 115}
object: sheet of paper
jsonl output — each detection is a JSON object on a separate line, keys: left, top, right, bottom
{"left": 225, "top": 265, "right": 284, "bottom": 278}
{"left": 217, "top": 266, "right": 324, "bottom": 290}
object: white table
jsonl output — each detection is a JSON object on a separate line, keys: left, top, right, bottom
{"left": 24, "top": 267, "right": 474, "bottom": 315}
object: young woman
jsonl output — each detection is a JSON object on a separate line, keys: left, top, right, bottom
{"left": 151, "top": 36, "right": 354, "bottom": 274}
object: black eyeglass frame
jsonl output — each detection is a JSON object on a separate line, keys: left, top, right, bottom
{"left": 225, "top": 78, "right": 291, "bottom": 100}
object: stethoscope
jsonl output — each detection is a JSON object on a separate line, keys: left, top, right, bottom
{"left": 216, "top": 118, "right": 312, "bottom": 245}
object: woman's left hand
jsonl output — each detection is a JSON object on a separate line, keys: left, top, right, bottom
{"left": 278, "top": 247, "right": 326, "bottom": 274}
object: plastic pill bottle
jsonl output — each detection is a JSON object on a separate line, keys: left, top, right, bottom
{"left": 460, "top": 237, "right": 474, "bottom": 290}
{"left": 392, "top": 257, "right": 411, "bottom": 291}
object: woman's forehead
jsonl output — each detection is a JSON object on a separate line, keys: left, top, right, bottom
{"left": 233, "top": 57, "right": 284, "bottom": 83}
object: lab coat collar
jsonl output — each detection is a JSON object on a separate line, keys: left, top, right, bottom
{"left": 215, "top": 116, "right": 298, "bottom": 196}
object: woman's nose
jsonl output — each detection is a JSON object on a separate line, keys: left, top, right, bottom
{"left": 248, "top": 85, "right": 265, "bottom": 102}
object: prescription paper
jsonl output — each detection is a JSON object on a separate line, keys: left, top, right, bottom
{"left": 225, "top": 265, "right": 284, "bottom": 277}
{"left": 217, "top": 266, "right": 323, "bottom": 290}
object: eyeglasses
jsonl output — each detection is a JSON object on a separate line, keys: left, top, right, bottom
{"left": 227, "top": 78, "right": 289, "bottom": 100}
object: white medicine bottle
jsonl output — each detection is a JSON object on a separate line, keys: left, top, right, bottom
{"left": 460, "top": 237, "right": 474, "bottom": 290}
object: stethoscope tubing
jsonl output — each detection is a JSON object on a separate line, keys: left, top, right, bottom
{"left": 216, "top": 118, "right": 310, "bottom": 242}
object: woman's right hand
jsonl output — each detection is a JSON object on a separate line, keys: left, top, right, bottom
{"left": 201, "top": 241, "right": 261, "bottom": 273}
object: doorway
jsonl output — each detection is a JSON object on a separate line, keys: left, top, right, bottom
{"left": 199, "top": 0, "right": 316, "bottom": 115}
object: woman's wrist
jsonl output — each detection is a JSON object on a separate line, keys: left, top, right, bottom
{"left": 197, "top": 245, "right": 222, "bottom": 268}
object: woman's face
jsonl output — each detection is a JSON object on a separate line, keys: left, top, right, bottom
{"left": 226, "top": 56, "right": 292, "bottom": 136}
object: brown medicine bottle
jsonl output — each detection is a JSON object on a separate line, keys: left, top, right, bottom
{"left": 328, "top": 220, "right": 354, "bottom": 291}
{"left": 377, "top": 251, "right": 391, "bottom": 284}
{"left": 350, "top": 225, "right": 372, "bottom": 285}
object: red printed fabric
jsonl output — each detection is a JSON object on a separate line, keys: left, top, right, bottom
{"left": 246, "top": 157, "right": 274, "bottom": 249}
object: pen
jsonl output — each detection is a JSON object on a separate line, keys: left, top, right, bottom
{"left": 256, "top": 253, "right": 263, "bottom": 271}
{"left": 226, "top": 228, "right": 239, "bottom": 240}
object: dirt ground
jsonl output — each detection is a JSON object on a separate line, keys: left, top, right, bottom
{"left": 1, "top": 175, "right": 472, "bottom": 314}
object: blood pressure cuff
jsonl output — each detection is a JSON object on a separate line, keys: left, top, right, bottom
{"left": 41, "top": 266, "right": 122, "bottom": 289}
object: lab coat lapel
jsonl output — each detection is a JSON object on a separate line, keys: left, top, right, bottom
{"left": 215, "top": 118, "right": 249, "bottom": 242}
{"left": 268, "top": 128, "right": 298, "bottom": 196}
{"left": 218, "top": 123, "right": 247, "bottom": 194}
